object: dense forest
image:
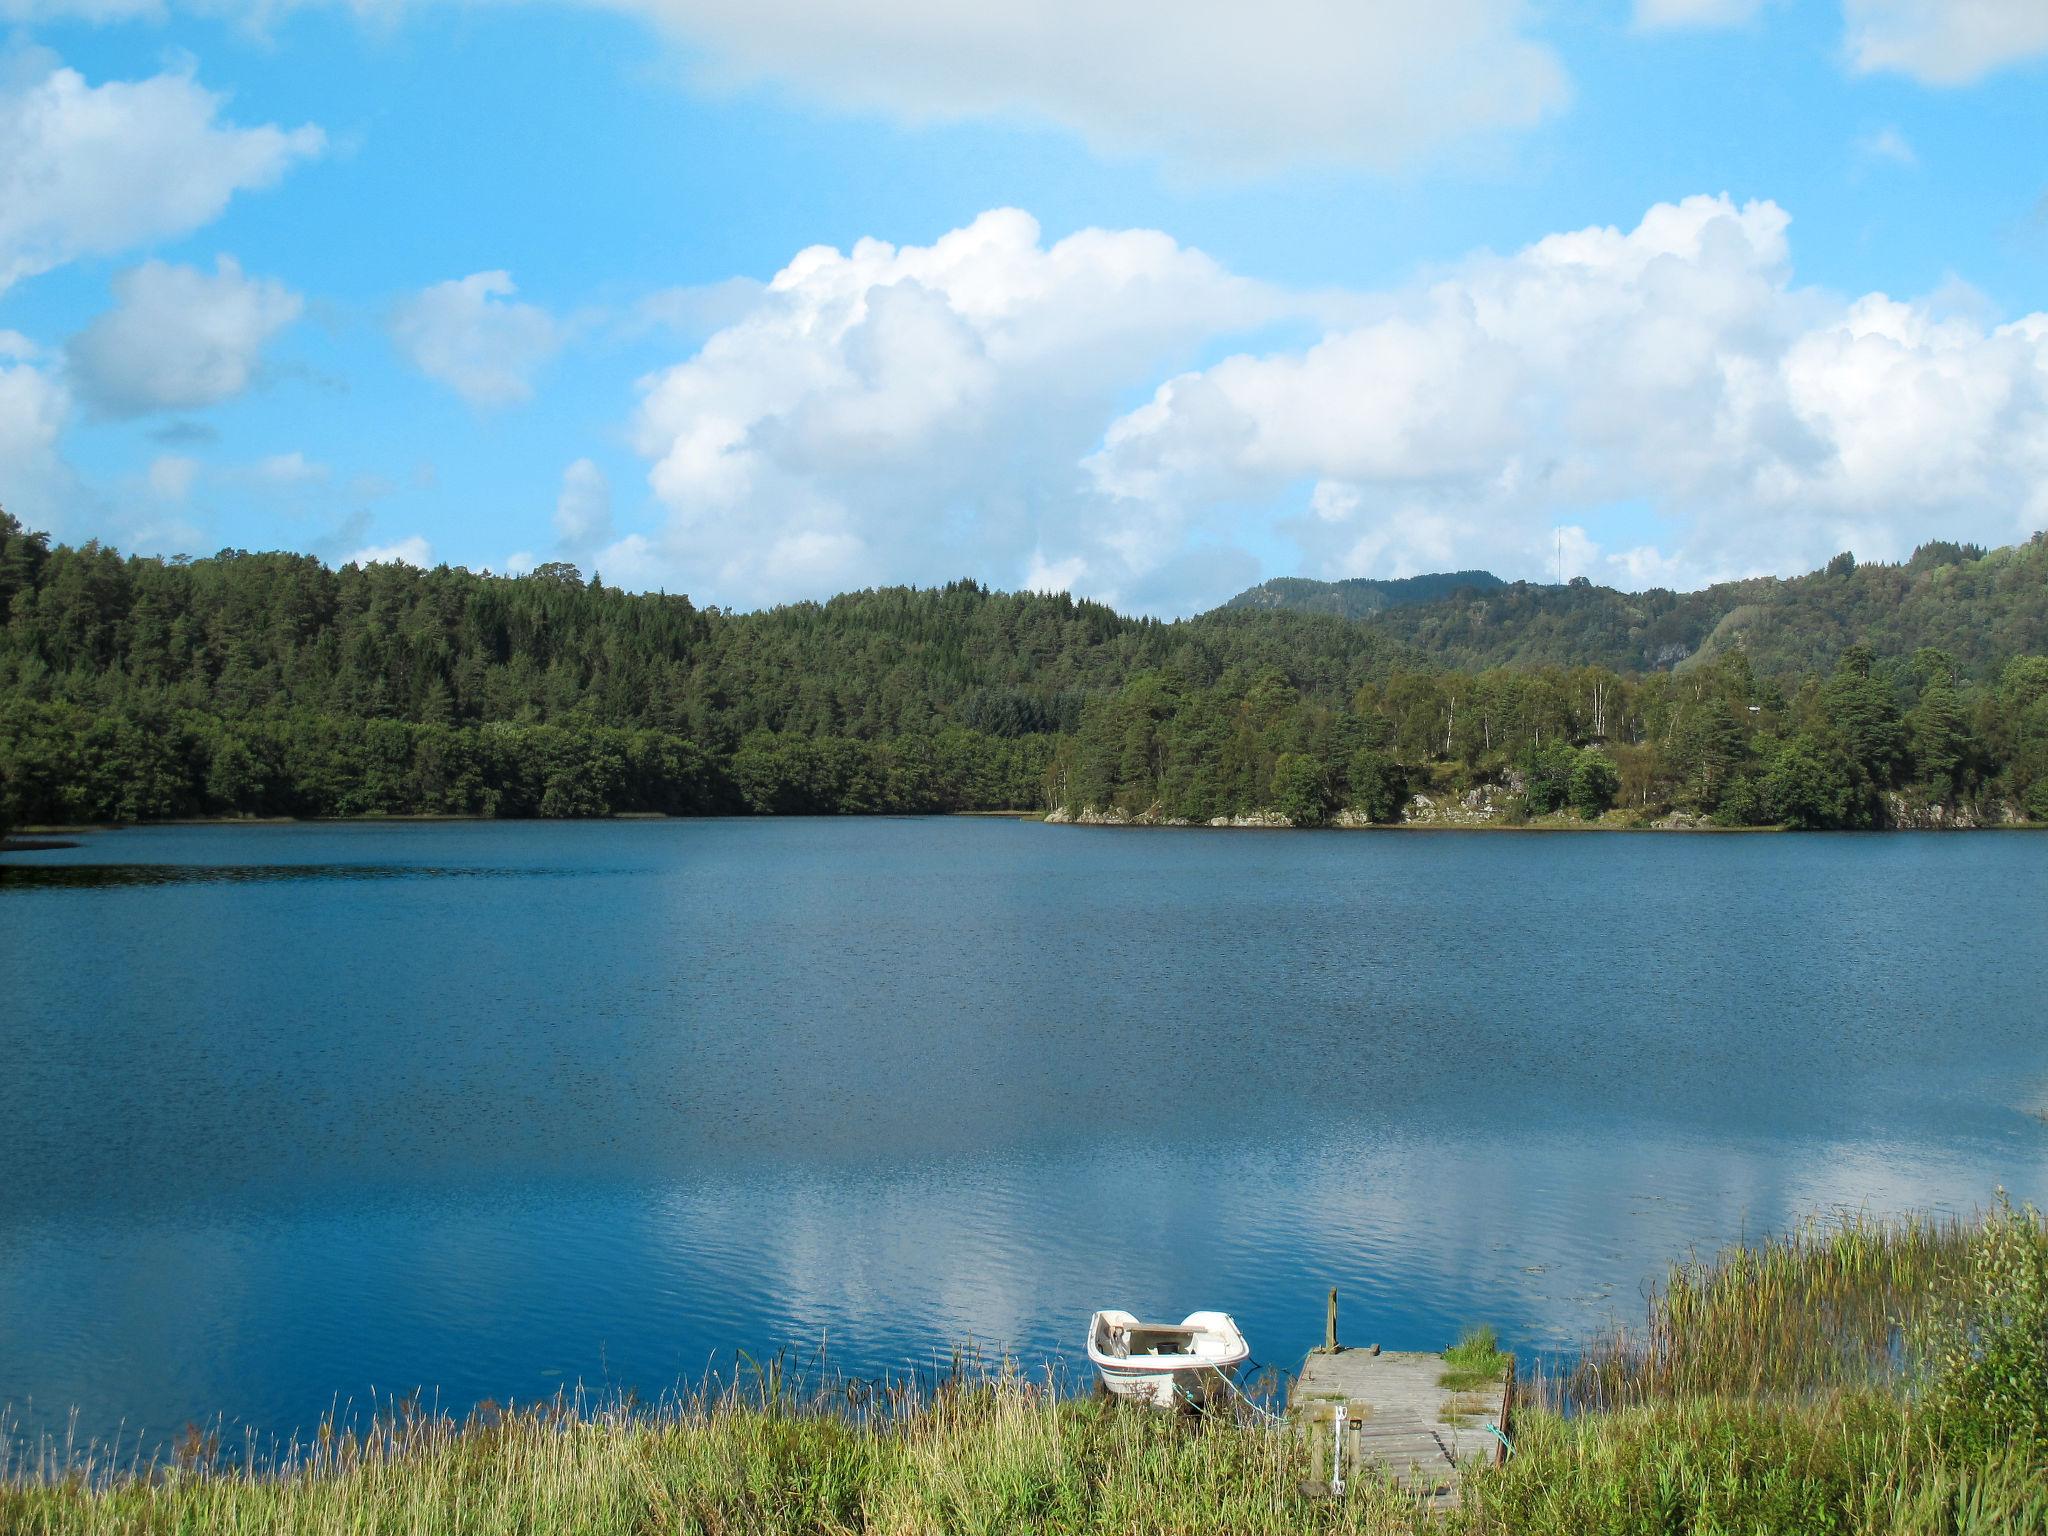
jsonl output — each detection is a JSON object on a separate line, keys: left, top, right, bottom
{"left": 1227, "top": 569, "right": 1506, "bottom": 620}
{"left": 1229, "top": 538, "right": 2048, "bottom": 677}
{"left": 2, "top": 508, "right": 2045, "bottom": 834}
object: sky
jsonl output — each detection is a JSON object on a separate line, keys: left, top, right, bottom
{"left": 1, "top": 0, "right": 2046, "bottom": 615}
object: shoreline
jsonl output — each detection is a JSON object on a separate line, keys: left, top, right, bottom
{"left": 7, "top": 810, "right": 2040, "bottom": 843}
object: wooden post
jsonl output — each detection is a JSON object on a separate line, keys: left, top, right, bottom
{"left": 1324, "top": 1287, "right": 1340, "bottom": 1353}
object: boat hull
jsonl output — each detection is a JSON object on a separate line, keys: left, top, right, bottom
{"left": 1086, "top": 1309, "right": 1249, "bottom": 1410}
{"left": 1093, "top": 1361, "right": 1224, "bottom": 1408}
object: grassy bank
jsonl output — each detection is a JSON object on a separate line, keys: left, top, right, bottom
{"left": 5, "top": 1199, "right": 2044, "bottom": 1535}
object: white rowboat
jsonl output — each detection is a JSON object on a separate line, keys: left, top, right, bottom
{"left": 1086, "top": 1309, "right": 1250, "bottom": 1408}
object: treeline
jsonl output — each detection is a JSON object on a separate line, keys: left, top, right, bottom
{"left": 0, "top": 511, "right": 1393, "bottom": 826}
{"left": 3, "top": 509, "right": 2045, "bottom": 832}
{"left": 1053, "top": 646, "right": 2048, "bottom": 828}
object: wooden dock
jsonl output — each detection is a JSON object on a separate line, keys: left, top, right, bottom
{"left": 1288, "top": 1346, "right": 1512, "bottom": 1508}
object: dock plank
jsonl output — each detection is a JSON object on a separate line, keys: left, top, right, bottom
{"left": 1288, "top": 1349, "right": 1510, "bottom": 1509}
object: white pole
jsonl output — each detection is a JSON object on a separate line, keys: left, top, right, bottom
{"left": 1331, "top": 1403, "right": 1346, "bottom": 1497}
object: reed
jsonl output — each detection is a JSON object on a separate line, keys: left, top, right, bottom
{"left": 1545, "top": 1198, "right": 2045, "bottom": 1411}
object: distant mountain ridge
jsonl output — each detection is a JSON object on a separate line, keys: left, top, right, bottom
{"left": 1215, "top": 536, "right": 2048, "bottom": 677}
{"left": 1223, "top": 569, "right": 1506, "bottom": 620}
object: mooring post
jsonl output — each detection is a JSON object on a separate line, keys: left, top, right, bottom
{"left": 1325, "top": 1286, "right": 1340, "bottom": 1353}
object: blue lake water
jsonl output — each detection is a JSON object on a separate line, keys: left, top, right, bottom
{"left": 2, "top": 819, "right": 2046, "bottom": 1453}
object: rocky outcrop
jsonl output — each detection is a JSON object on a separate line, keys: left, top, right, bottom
{"left": 1880, "top": 795, "right": 2028, "bottom": 829}
{"left": 1046, "top": 793, "right": 2038, "bottom": 832}
{"left": 1399, "top": 787, "right": 1508, "bottom": 826}
{"left": 1044, "top": 805, "right": 1294, "bottom": 828}
{"left": 1650, "top": 810, "right": 1711, "bottom": 830}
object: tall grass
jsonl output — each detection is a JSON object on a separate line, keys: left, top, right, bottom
{"left": 4, "top": 1198, "right": 2045, "bottom": 1535}
{"left": 1549, "top": 1204, "right": 2011, "bottom": 1409}
{"left": 0, "top": 1365, "right": 1422, "bottom": 1536}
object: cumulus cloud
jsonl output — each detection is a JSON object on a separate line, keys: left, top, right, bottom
{"left": 0, "top": 49, "right": 322, "bottom": 295}
{"left": 617, "top": 198, "right": 2048, "bottom": 612}
{"left": 391, "top": 271, "right": 561, "bottom": 407}
{"left": 348, "top": 535, "right": 433, "bottom": 567}
{"left": 1088, "top": 194, "right": 2048, "bottom": 596}
{"left": 68, "top": 256, "right": 302, "bottom": 415}
{"left": 553, "top": 457, "right": 612, "bottom": 549}
{"left": 628, "top": 206, "right": 1287, "bottom": 609}
{"left": 1845, "top": 0, "right": 2048, "bottom": 84}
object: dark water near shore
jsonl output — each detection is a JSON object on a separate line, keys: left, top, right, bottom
{"left": 2, "top": 820, "right": 2045, "bottom": 1453}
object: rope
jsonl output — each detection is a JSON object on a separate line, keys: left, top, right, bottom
{"left": 1218, "top": 1369, "right": 1285, "bottom": 1426}
{"left": 1172, "top": 1370, "right": 1283, "bottom": 1426}
{"left": 1482, "top": 1422, "right": 1515, "bottom": 1459}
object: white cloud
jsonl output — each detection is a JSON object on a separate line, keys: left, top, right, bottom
{"left": 0, "top": 1, "right": 1562, "bottom": 177}
{"left": 1853, "top": 125, "right": 1917, "bottom": 168}
{"left": 1086, "top": 194, "right": 2048, "bottom": 598}
{"left": 616, "top": 198, "right": 2048, "bottom": 612}
{"left": 147, "top": 453, "right": 199, "bottom": 502}
{"left": 1845, "top": 0, "right": 2048, "bottom": 84}
{"left": 348, "top": 535, "right": 433, "bottom": 567}
{"left": 626, "top": 0, "right": 1566, "bottom": 174}
{"left": 553, "top": 457, "right": 611, "bottom": 548}
{"left": 633, "top": 277, "right": 767, "bottom": 337}
{"left": 1633, "top": 0, "right": 1764, "bottom": 29}
{"left": 0, "top": 49, "right": 322, "bottom": 295}
{"left": 1609, "top": 543, "right": 1690, "bottom": 588}
{"left": 628, "top": 206, "right": 1286, "bottom": 609}
{"left": 0, "top": 354, "right": 76, "bottom": 522}
{"left": 68, "top": 256, "right": 302, "bottom": 415}
{"left": 243, "top": 450, "right": 326, "bottom": 487}
{"left": 391, "top": 270, "right": 561, "bottom": 407}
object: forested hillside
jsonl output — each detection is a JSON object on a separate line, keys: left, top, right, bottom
{"left": 3, "top": 509, "right": 2045, "bottom": 832}
{"left": 1224, "top": 570, "right": 1505, "bottom": 620}
{"left": 0, "top": 510, "right": 1401, "bottom": 826}
{"left": 1225, "top": 538, "right": 2048, "bottom": 677}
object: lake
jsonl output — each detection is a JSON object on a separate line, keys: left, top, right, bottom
{"left": 2, "top": 819, "right": 2045, "bottom": 1454}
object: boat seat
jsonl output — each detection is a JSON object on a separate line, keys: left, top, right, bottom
{"left": 1124, "top": 1326, "right": 1198, "bottom": 1355}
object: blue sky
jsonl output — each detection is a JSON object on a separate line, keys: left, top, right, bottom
{"left": 2, "top": 0, "right": 2045, "bottom": 614}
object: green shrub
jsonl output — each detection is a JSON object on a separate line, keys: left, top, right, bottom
{"left": 1916, "top": 1191, "right": 2048, "bottom": 1456}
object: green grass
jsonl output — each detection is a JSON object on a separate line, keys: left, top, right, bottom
{"left": 4, "top": 1198, "right": 2045, "bottom": 1535}
{"left": 1437, "top": 1327, "right": 1510, "bottom": 1392}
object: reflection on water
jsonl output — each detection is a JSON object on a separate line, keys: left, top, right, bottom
{"left": 0, "top": 819, "right": 2044, "bottom": 1453}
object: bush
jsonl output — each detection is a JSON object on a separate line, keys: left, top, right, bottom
{"left": 1916, "top": 1192, "right": 2048, "bottom": 1456}
{"left": 1567, "top": 750, "right": 1619, "bottom": 819}
{"left": 1520, "top": 741, "right": 1578, "bottom": 815}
